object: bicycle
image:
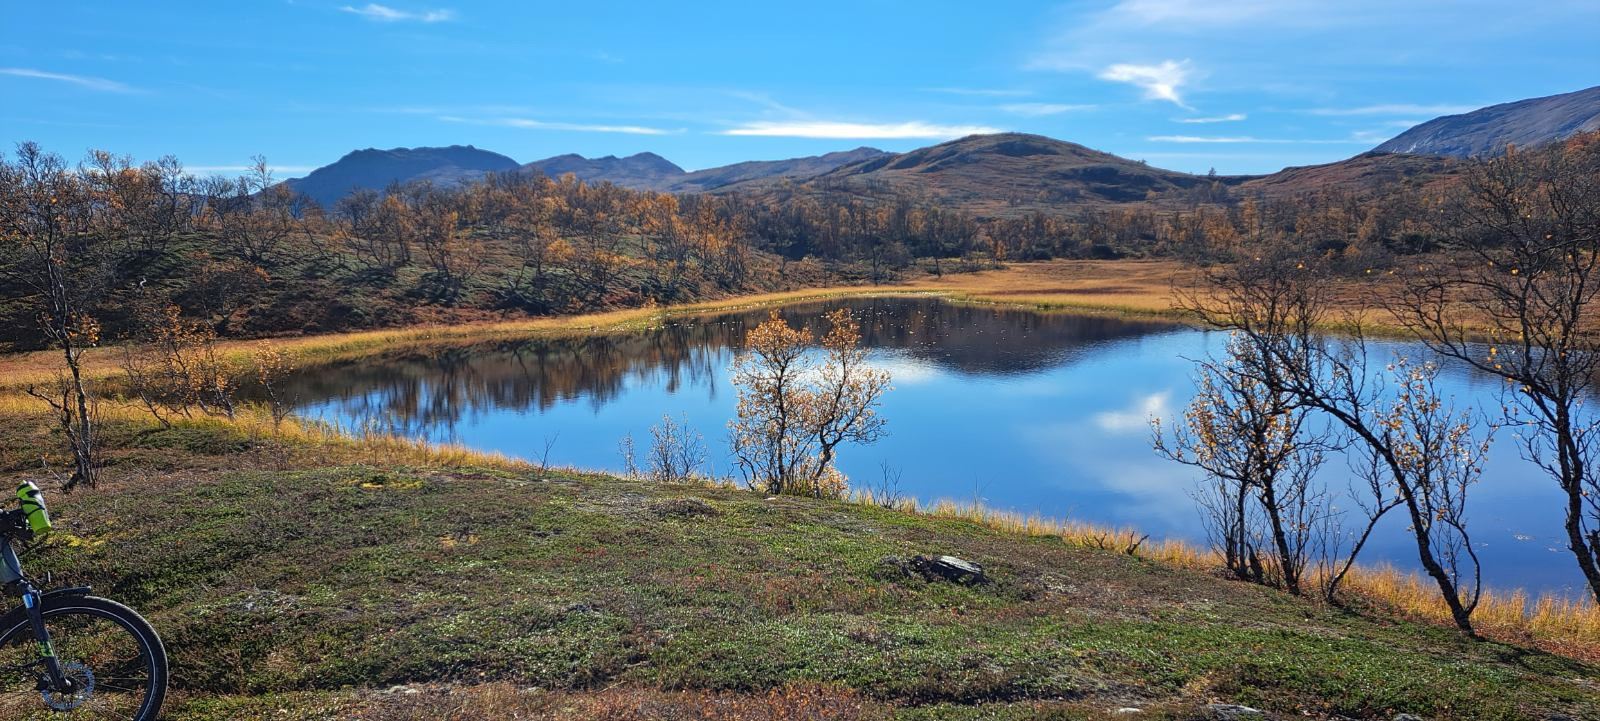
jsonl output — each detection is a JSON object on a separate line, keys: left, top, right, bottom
{"left": 0, "top": 481, "right": 167, "bottom": 719}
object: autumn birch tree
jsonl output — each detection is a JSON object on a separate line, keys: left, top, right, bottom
{"left": 729, "top": 309, "right": 890, "bottom": 497}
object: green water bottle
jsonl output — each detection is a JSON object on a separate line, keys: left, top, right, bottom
{"left": 17, "top": 481, "right": 50, "bottom": 535}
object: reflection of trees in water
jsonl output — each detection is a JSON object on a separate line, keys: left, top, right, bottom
{"left": 759, "top": 298, "right": 1184, "bottom": 375}
{"left": 281, "top": 328, "right": 728, "bottom": 436}
{"left": 280, "top": 298, "right": 1183, "bottom": 431}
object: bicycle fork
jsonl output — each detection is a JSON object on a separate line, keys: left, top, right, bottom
{"left": 1, "top": 544, "right": 70, "bottom": 692}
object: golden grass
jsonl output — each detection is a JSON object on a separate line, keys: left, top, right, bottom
{"left": 0, "top": 391, "right": 531, "bottom": 472}
{"left": 903, "top": 259, "right": 1201, "bottom": 316}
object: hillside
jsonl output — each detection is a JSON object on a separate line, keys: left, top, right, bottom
{"left": 792, "top": 133, "right": 1216, "bottom": 215}
{"left": 281, "top": 145, "right": 520, "bottom": 207}
{"left": 1237, "top": 151, "right": 1460, "bottom": 198}
{"left": 6, "top": 402, "right": 1598, "bottom": 719}
{"left": 670, "top": 147, "right": 888, "bottom": 192}
{"left": 1376, "top": 85, "right": 1600, "bottom": 158}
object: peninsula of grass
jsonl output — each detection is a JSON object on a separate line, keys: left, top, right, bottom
{"left": 1, "top": 400, "right": 1597, "bottom": 720}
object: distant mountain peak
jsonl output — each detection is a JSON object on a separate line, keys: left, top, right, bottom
{"left": 281, "top": 145, "right": 520, "bottom": 207}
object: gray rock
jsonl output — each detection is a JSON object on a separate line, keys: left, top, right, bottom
{"left": 1392, "top": 714, "right": 1426, "bottom": 721}
{"left": 917, "top": 554, "right": 987, "bottom": 584}
{"left": 875, "top": 554, "right": 988, "bottom": 585}
{"left": 1207, "top": 704, "right": 1264, "bottom": 720}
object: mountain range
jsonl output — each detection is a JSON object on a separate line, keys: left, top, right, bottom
{"left": 282, "top": 84, "right": 1599, "bottom": 213}
{"left": 284, "top": 145, "right": 890, "bottom": 207}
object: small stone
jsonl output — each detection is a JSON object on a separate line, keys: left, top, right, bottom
{"left": 1114, "top": 708, "right": 1143, "bottom": 715}
{"left": 1207, "top": 704, "right": 1264, "bottom": 721}
{"left": 1393, "top": 714, "right": 1426, "bottom": 721}
{"left": 905, "top": 554, "right": 988, "bottom": 584}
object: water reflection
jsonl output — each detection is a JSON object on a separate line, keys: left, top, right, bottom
{"left": 280, "top": 298, "right": 1184, "bottom": 435}
{"left": 281, "top": 297, "right": 1587, "bottom": 597}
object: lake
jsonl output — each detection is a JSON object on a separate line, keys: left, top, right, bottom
{"left": 282, "top": 297, "right": 1585, "bottom": 597}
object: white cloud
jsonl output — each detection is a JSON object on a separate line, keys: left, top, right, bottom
{"left": 1147, "top": 135, "right": 1368, "bottom": 144}
{"left": 438, "top": 115, "right": 677, "bottom": 135}
{"left": 999, "top": 102, "right": 1095, "bottom": 116}
{"left": 1094, "top": 391, "right": 1171, "bottom": 434}
{"left": 0, "top": 67, "right": 134, "bottom": 93}
{"left": 867, "top": 357, "right": 940, "bottom": 385}
{"left": 1097, "top": 60, "right": 1193, "bottom": 108}
{"left": 1308, "top": 103, "right": 1477, "bottom": 116}
{"left": 340, "top": 3, "right": 455, "bottom": 22}
{"left": 719, "top": 120, "right": 1002, "bottom": 140}
{"left": 1177, "top": 113, "right": 1245, "bottom": 123}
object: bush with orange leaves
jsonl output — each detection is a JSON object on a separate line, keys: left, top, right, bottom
{"left": 729, "top": 309, "right": 890, "bottom": 498}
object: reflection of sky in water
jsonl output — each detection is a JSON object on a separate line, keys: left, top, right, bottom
{"left": 290, "top": 299, "right": 1590, "bottom": 598}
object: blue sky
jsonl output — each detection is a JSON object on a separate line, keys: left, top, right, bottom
{"left": 3, "top": 0, "right": 1597, "bottom": 177}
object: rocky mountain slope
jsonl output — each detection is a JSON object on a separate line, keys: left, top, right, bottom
{"left": 1375, "top": 85, "right": 1600, "bottom": 158}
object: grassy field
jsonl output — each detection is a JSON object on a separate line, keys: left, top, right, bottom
{"left": 0, "top": 397, "right": 1596, "bottom": 720}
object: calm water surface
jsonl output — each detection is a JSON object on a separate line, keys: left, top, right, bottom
{"left": 284, "top": 298, "right": 1584, "bottom": 596}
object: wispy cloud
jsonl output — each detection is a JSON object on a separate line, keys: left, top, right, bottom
{"left": 1147, "top": 135, "right": 1368, "bottom": 144}
{"left": 1094, "top": 391, "right": 1171, "bottom": 434}
{"left": 1097, "top": 60, "right": 1193, "bottom": 108}
{"left": 999, "top": 102, "right": 1094, "bottom": 117}
{"left": 924, "top": 87, "right": 1033, "bottom": 97}
{"left": 1177, "top": 113, "right": 1245, "bottom": 123}
{"left": 719, "top": 120, "right": 1002, "bottom": 140}
{"left": 439, "top": 116, "right": 677, "bottom": 135}
{"left": 339, "top": 3, "right": 455, "bottom": 23}
{"left": 0, "top": 67, "right": 135, "bottom": 93}
{"left": 1308, "top": 103, "right": 1477, "bottom": 116}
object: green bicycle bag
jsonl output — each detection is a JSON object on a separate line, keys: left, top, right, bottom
{"left": 17, "top": 481, "right": 50, "bottom": 535}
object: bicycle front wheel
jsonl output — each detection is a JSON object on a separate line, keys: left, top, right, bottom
{"left": 0, "top": 595, "right": 167, "bottom": 720}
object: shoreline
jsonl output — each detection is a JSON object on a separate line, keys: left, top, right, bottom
{"left": 1, "top": 259, "right": 1204, "bottom": 390}
{"left": 0, "top": 258, "right": 1446, "bottom": 392}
